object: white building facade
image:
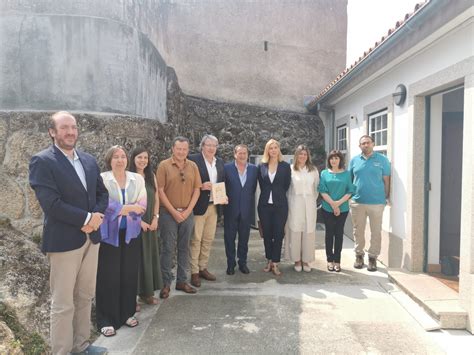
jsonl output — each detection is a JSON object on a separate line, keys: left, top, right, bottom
{"left": 308, "top": 0, "right": 474, "bottom": 332}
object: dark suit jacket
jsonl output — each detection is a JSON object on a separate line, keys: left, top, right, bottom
{"left": 224, "top": 162, "right": 258, "bottom": 223}
{"left": 257, "top": 161, "right": 291, "bottom": 207}
{"left": 29, "top": 145, "right": 108, "bottom": 253}
{"left": 188, "top": 153, "right": 225, "bottom": 216}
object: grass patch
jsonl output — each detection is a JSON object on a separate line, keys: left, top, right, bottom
{"left": 31, "top": 233, "right": 42, "bottom": 246}
{"left": 0, "top": 302, "right": 48, "bottom": 354}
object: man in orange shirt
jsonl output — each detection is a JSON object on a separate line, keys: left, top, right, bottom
{"left": 156, "top": 136, "right": 202, "bottom": 298}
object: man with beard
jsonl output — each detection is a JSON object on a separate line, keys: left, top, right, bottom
{"left": 29, "top": 111, "right": 108, "bottom": 354}
{"left": 349, "top": 135, "right": 391, "bottom": 272}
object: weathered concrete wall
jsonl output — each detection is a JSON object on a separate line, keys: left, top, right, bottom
{"left": 0, "top": 3, "right": 167, "bottom": 121}
{"left": 1, "top": 0, "right": 347, "bottom": 115}
{"left": 155, "top": 0, "right": 347, "bottom": 112}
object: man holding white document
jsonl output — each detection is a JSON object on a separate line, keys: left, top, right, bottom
{"left": 188, "top": 134, "right": 226, "bottom": 288}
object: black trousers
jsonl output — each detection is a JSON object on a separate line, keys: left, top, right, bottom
{"left": 323, "top": 210, "right": 348, "bottom": 263}
{"left": 96, "top": 230, "right": 141, "bottom": 330}
{"left": 258, "top": 203, "right": 288, "bottom": 263}
{"left": 224, "top": 214, "right": 251, "bottom": 268}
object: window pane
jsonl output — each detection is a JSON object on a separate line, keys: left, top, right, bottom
{"left": 371, "top": 133, "right": 376, "bottom": 142}
{"left": 376, "top": 132, "right": 382, "bottom": 145}
{"left": 376, "top": 116, "right": 381, "bottom": 131}
{"left": 370, "top": 118, "right": 375, "bottom": 132}
{"left": 382, "top": 115, "right": 387, "bottom": 129}
{"left": 382, "top": 130, "right": 387, "bottom": 145}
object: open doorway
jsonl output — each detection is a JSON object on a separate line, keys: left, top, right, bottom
{"left": 427, "top": 86, "right": 464, "bottom": 291}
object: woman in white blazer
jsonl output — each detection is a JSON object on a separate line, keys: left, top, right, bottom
{"left": 285, "top": 145, "right": 319, "bottom": 272}
{"left": 96, "top": 145, "right": 147, "bottom": 337}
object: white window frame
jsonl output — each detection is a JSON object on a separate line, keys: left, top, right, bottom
{"left": 368, "top": 110, "right": 388, "bottom": 155}
{"left": 336, "top": 124, "right": 348, "bottom": 154}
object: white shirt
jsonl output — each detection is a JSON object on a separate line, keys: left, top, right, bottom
{"left": 268, "top": 171, "right": 276, "bottom": 204}
{"left": 204, "top": 154, "right": 217, "bottom": 201}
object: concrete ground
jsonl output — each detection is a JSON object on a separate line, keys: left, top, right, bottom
{"left": 95, "top": 227, "right": 473, "bottom": 354}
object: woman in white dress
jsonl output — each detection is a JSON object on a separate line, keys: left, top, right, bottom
{"left": 285, "top": 145, "right": 319, "bottom": 272}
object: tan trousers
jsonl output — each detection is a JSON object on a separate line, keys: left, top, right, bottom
{"left": 48, "top": 236, "right": 99, "bottom": 355}
{"left": 285, "top": 229, "right": 316, "bottom": 262}
{"left": 190, "top": 205, "right": 218, "bottom": 274}
{"left": 350, "top": 201, "right": 385, "bottom": 258}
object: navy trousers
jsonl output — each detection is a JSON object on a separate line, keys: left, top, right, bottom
{"left": 258, "top": 203, "right": 288, "bottom": 263}
{"left": 224, "top": 214, "right": 251, "bottom": 268}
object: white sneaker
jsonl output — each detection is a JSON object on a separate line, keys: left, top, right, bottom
{"left": 294, "top": 264, "right": 302, "bottom": 272}
{"left": 303, "top": 265, "right": 311, "bottom": 272}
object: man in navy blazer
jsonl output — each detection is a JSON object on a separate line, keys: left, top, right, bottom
{"left": 29, "top": 112, "right": 108, "bottom": 355}
{"left": 224, "top": 144, "right": 258, "bottom": 275}
{"left": 188, "top": 134, "right": 225, "bottom": 287}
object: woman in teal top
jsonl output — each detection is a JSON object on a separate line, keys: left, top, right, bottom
{"left": 319, "top": 150, "right": 355, "bottom": 272}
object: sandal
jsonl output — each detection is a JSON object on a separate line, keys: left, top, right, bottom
{"left": 263, "top": 260, "right": 273, "bottom": 272}
{"left": 100, "top": 326, "right": 116, "bottom": 337}
{"left": 334, "top": 263, "right": 341, "bottom": 272}
{"left": 327, "top": 262, "right": 334, "bottom": 272}
{"left": 125, "top": 316, "right": 139, "bottom": 328}
{"left": 272, "top": 263, "right": 282, "bottom": 276}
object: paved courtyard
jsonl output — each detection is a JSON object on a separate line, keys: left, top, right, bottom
{"left": 95, "top": 227, "right": 472, "bottom": 354}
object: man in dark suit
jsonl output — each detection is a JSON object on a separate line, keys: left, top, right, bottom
{"left": 224, "top": 144, "right": 258, "bottom": 275}
{"left": 188, "top": 135, "right": 225, "bottom": 287}
{"left": 29, "top": 111, "right": 108, "bottom": 355}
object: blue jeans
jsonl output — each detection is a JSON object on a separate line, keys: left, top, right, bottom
{"left": 159, "top": 208, "right": 194, "bottom": 286}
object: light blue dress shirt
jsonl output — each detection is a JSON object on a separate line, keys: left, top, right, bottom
{"left": 235, "top": 162, "right": 248, "bottom": 187}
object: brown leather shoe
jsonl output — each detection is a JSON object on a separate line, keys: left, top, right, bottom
{"left": 199, "top": 269, "right": 216, "bottom": 281}
{"left": 367, "top": 257, "right": 378, "bottom": 272}
{"left": 159, "top": 285, "right": 170, "bottom": 299}
{"left": 354, "top": 255, "right": 364, "bottom": 269}
{"left": 175, "top": 282, "right": 197, "bottom": 294}
{"left": 191, "top": 273, "right": 201, "bottom": 287}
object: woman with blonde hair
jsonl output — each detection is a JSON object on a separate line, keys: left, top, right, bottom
{"left": 257, "top": 139, "right": 291, "bottom": 276}
{"left": 285, "top": 145, "right": 319, "bottom": 272}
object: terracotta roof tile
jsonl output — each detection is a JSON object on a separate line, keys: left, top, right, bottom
{"left": 309, "top": 0, "right": 430, "bottom": 107}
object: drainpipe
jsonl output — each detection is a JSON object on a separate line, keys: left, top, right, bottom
{"left": 314, "top": 104, "right": 335, "bottom": 153}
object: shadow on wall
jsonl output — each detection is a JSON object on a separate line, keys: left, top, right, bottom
{"left": 387, "top": 166, "right": 407, "bottom": 269}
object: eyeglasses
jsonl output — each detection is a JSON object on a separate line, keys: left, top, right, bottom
{"left": 180, "top": 171, "right": 185, "bottom": 182}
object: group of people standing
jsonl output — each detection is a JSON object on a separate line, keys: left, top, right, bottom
{"left": 29, "top": 111, "right": 390, "bottom": 355}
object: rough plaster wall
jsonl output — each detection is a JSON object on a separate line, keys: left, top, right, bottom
{"left": 0, "top": 2, "right": 168, "bottom": 121}
{"left": 1, "top": 0, "right": 347, "bottom": 115}
{"left": 156, "top": 0, "right": 347, "bottom": 112}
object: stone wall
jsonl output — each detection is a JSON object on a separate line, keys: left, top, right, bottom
{"left": 0, "top": 68, "right": 324, "bottom": 238}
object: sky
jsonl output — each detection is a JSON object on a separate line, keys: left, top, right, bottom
{"left": 346, "top": 0, "right": 422, "bottom": 67}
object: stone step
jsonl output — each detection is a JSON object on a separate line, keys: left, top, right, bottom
{"left": 388, "top": 269, "right": 468, "bottom": 330}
